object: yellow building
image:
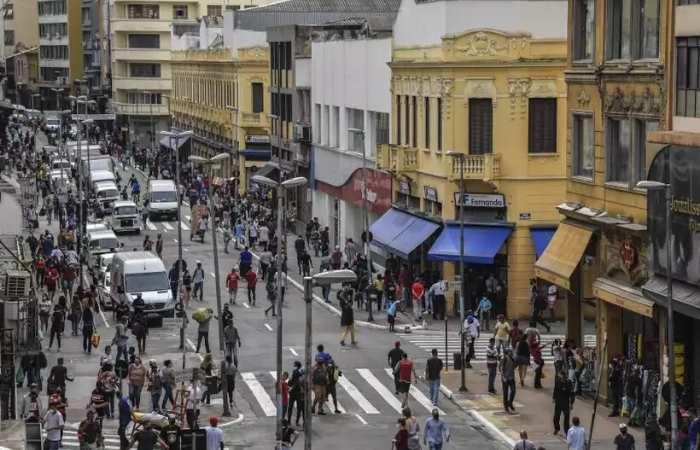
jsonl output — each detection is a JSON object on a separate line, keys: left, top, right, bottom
{"left": 533, "top": 0, "right": 672, "bottom": 399}
{"left": 170, "top": 46, "right": 270, "bottom": 191}
{"left": 380, "top": 23, "right": 568, "bottom": 319}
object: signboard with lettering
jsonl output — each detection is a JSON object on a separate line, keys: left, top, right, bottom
{"left": 424, "top": 186, "right": 438, "bottom": 202}
{"left": 398, "top": 180, "right": 411, "bottom": 195}
{"left": 316, "top": 168, "right": 392, "bottom": 215}
{"left": 454, "top": 193, "right": 505, "bottom": 208}
{"left": 245, "top": 135, "right": 270, "bottom": 145}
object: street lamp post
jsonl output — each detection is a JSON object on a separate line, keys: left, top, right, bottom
{"left": 637, "top": 180, "right": 677, "bottom": 450}
{"left": 301, "top": 270, "right": 358, "bottom": 450}
{"left": 189, "top": 152, "right": 232, "bottom": 417}
{"left": 446, "top": 150, "right": 467, "bottom": 392}
{"left": 348, "top": 127, "right": 374, "bottom": 321}
{"left": 161, "top": 130, "right": 194, "bottom": 358}
{"left": 145, "top": 91, "right": 155, "bottom": 154}
{"left": 252, "top": 174, "right": 308, "bottom": 438}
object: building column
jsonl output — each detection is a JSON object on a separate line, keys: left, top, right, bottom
{"left": 565, "top": 262, "right": 584, "bottom": 347}
{"left": 597, "top": 301, "right": 622, "bottom": 403}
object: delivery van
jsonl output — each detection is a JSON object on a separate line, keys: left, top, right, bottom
{"left": 109, "top": 251, "right": 175, "bottom": 318}
{"left": 147, "top": 180, "right": 179, "bottom": 220}
{"left": 95, "top": 181, "right": 120, "bottom": 214}
{"left": 110, "top": 200, "right": 140, "bottom": 234}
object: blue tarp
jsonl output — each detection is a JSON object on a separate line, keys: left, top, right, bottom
{"left": 427, "top": 224, "right": 514, "bottom": 263}
{"left": 370, "top": 208, "right": 439, "bottom": 258}
{"left": 530, "top": 227, "right": 557, "bottom": 259}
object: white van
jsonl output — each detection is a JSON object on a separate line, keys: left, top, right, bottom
{"left": 90, "top": 170, "right": 116, "bottom": 192}
{"left": 51, "top": 158, "right": 72, "bottom": 172}
{"left": 84, "top": 229, "right": 120, "bottom": 271}
{"left": 147, "top": 180, "right": 178, "bottom": 220}
{"left": 110, "top": 251, "right": 174, "bottom": 318}
{"left": 110, "top": 200, "right": 140, "bottom": 234}
{"left": 81, "top": 156, "right": 112, "bottom": 178}
{"left": 95, "top": 181, "right": 120, "bottom": 214}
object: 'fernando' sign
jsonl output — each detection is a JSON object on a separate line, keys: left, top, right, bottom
{"left": 454, "top": 192, "right": 505, "bottom": 208}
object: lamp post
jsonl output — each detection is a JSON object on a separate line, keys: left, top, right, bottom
{"left": 445, "top": 150, "right": 467, "bottom": 392}
{"left": 161, "top": 130, "right": 194, "bottom": 356}
{"left": 226, "top": 105, "right": 239, "bottom": 196}
{"left": 76, "top": 117, "right": 94, "bottom": 287}
{"left": 637, "top": 180, "right": 677, "bottom": 450}
{"left": 348, "top": 127, "right": 374, "bottom": 321}
{"left": 189, "top": 152, "right": 232, "bottom": 417}
{"left": 301, "top": 269, "right": 358, "bottom": 450}
{"left": 252, "top": 174, "right": 308, "bottom": 438}
{"left": 145, "top": 91, "right": 155, "bottom": 153}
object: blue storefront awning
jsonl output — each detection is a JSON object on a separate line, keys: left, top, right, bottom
{"left": 369, "top": 208, "right": 440, "bottom": 259}
{"left": 427, "top": 223, "right": 514, "bottom": 263}
{"left": 530, "top": 226, "right": 557, "bottom": 259}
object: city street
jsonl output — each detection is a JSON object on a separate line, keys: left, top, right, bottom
{"left": 23, "top": 137, "right": 499, "bottom": 449}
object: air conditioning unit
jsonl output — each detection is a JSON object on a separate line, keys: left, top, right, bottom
{"left": 294, "top": 124, "right": 311, "bottom": 143}
{"left": 5, "top": 270, "right": 31, "bottom": 297}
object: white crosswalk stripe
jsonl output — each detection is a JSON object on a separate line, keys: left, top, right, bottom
{"left": 181, "top": 221, "right": 190, "bottom": 231}
{"left": 163, "top": 222, "right": 174, "bottom": 230}
{"left": 145, "top": 219, "right": 157, "bottom": 230}
{"left": 395, "top": 333, "right": 597, "bottom": 363}
{"left": 43, "top": 429, "right": 121, "bottom": 450}
{"left": 237, "top": 368, "right": 448, "bottom": 419}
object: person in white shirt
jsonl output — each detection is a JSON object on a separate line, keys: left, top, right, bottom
{"left": 185, "top": 381, "right": 203, "bottom": 428}
{"left": 205, "top": 416, "right": 225, "bottom": 450}
{"left": 462, "top": 315, "right": 480, "bottom": 369}
{"left": 547, "top": 283, "right": 558, "bottom": 320}
{"left": 427, "top": 280, "right": 447, "bottom": 320}
{"left": 258, "top": 225, "right": 270, "bottom": 250}
{"left": 64, "top": 249, "right": 78, "bottom": 266}
{"left": 43, "top": 401, "right": 65, "bottom": 449}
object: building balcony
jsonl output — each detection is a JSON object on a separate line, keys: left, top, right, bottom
{"left": 40, "top": 36, "right": 69, "bottom": 46}
{"left": 38, "top": 58, "right": 69, "bottom": 69}
{"left": 449, "top": 153, "right": 502, "bottom": 181}
{"left": 113, "top": 103, "right": 168, "bottom": 116}
{"left": 113, "top": 48, "right": 171, "bottom": 62}
{"left": 112, "top": 77, "right": 172, "bottom": 91}
{"left": 172, "top": 101, "right": 230, "bottom": 124}
{"left": 377, "top": 144, "right": 419, "bottom": 173}
{"left": 111, "top": 19, "right": 171, "bottom": 33}
{"left": 238, "top": 112, "right": 266, "bottom": 128}
{"left": 38, "top": 14, "right": 67, "bottom": 24}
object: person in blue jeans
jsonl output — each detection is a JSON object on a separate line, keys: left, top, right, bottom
{"left": 486, "top": 338, "right": 499, "bottom": 395}
{"left": 424, "top": 348, "right": 443, "bottom": 406}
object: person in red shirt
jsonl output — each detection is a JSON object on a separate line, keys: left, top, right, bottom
{"left": 46, "top": 265, "right": 60, "bottom": 300}
{"left": 62, "top": 264, "right": 76, "bottom": 298}
{"left": 280, "top": 371, "right": 289, "bottom": 420}
{"left": 35, "top": 255, "right": 46, "bottom": 288}
{"left": 226, "top": 267, "right": 240, "bottom": 305}
{"left": 411, "top": 278, "right": 425, "bottom": 321}
{"left": 245, "top": 270, "right": 257, "bottom": 306}
{"left": 395, "top": 353, "right": 417, "bottom": 409}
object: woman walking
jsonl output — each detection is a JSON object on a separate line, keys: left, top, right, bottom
{"left": 127, "top": 357, "right": 147, "bottom": 410}
{"left": 81, "top": 298, "right": 95, "bottom": 354}
{"left": 516, "top": 335, "right": 531, "bottom": 387}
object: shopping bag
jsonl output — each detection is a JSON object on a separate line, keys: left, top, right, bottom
{"left": 541, "top": 368, "right": 547, "bottom": 379}
{"left": 91, "top": 332, "right": 101, "bottom": 348}
{"left": 37, "top": 328, "right": 44, "bottom": 341}
{"left": 192, "top": 308, "right": 211, "bottom": 324}
{"left": 15, "top": 366, "right": 25, "bottom": 385}
{"left": 620, "top": 397, "right": 628, "bottom": 417}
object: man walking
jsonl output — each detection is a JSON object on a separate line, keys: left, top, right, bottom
{"left": 224, "top": 321, "right": 241, "bottom": 367}
{"left": 388, "top": 341, "right": 404, "bottom": 395}
{"left": 553, "top": 371, "right": 573, "bottom": 435}
{"left": 395, "top": 353, "right": 418, "bottom": 409}
{"left": 424, "top": 408, "right": 450, "bottom": 450}
{"left": 193, "top": 262, "right": 205, "bottom": 302}
{"left": 196, "top": 309, "right": 214, "bottom": 353}
{"left": 486, "top": 338, "right": 499, "bottom": 395}
{"left": 226, "top": 267, "right": 240, "bottom": 305}
{"left": 425, "top": 349, "right": 443, "bottom": 406}
{"left": 499, "top": 348, "right": 517, "bottom": 413}
{"left": 566, "top": 417, "right": 586, "bottom": 450}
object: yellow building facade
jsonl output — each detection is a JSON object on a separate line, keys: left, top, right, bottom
{"left": 381, "top": 30, "right": 568, "bottom": 319}
{"left": 170, "top": 46, "right": 270, "bottom": 191}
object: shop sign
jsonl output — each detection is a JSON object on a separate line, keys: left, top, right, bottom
{"left": 619, "top": 239, "right": 637, "bottom": 270}
{"left": 424, "top": 186, "right": 438, "bottom": 202}
{"left": 398, "top": 180, "right": 411, "bottom": 195}
{"left": 245, "top": 135, "right": 270, "bottom": 145}
{"left": 316, "top": 168, "right": 392, "bottom": 215}
{"left": 454, "top": 192, "right": 505, "bottom": 208}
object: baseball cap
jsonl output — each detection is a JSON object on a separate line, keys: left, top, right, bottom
{"left": 210, "top": 416, "right": 219, "bottom": 425}
{"left": 395, "top": 340, "right": 401, "bottom": 346}
{"left": 619, "top": 423, "right": 627, "bottom": 430}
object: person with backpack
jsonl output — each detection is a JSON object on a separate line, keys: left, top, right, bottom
{"left": 147, "top": 360, "right": 164, "bottom": 413}
{"left": 325, "top": 358, "right": 342, "bottom": 414}
{"left": 310, "top": 357, "right": 329, "bottom": 415}
{"left": 513, "top": 431, "right": 536, "bottom": 450}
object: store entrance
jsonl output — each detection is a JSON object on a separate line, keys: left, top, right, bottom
{"left": 463, "top": 254, "right": 508, "bottom": 316}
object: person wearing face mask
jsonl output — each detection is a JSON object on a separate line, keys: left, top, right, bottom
{"left": 424, "top": 408, "right": 450, "bottom": 450}
{"left": 614, "top": 423, "right": 635, "bottom": 450}
{"left": 20, "top": 383, "right": 43, "bottom": 422}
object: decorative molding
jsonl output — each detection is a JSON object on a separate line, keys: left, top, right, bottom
{"left": 410, "top": 77, "right": 420, "bottom": 96}
{"left": 422, "top": 77, "right": 431, "bottom": 97}
{"left": 577, "top": 90, "right": 591, "bottom": 106}
{"left": 401, "top": 77, "right": 410, "bottom": 96}
{"left": 463, "top": 78, "right": 497, "bottom": 110}
{"left": 437, "top": 77, "right": 454, "bottom": 121}
{"left": 604, "top": 86, "right": 661, "bottom": 116}
{"left": 529, "top": 79, "right": 558, "bottom": 99}
{"left": 507, "top": 78, "right": 531, "bottom": 120}
{"left": 454, "top": 31, "right": 509, "bottom": 57}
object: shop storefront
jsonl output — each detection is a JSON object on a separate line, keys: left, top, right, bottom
{"left": 642, "top": 144, "right": 700, "bottom": 417}
{"left": 240, "top": 135, "right": 272, "bottom": 193}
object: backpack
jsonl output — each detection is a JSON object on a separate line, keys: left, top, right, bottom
{"left": 312, "top": 368, "right": 327, "bottom": 385}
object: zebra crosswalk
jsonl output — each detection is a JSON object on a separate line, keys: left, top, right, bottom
{"left": 237, "top": 368, "right": 446, "bottom": 419}
{"left": 395, "top": 333, "right": 597, "bottom": 364}
{"left": 43, "top": 429, "right": 121, "bottom": 450}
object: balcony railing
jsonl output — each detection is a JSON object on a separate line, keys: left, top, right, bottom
{"left": 113, "top": 103, "right": 168, "bottom": 116}
{"left": 239, "top": 112, "right": 266, "bottom": 128}
{"left": 450, "top": 154, "right": 501, "bottom": 181}
{"left": 377, "top": 144, "right": 419, "bottom": 173}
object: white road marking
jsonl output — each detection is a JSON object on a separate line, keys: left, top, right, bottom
{"left": 241, "top": 372, "right": 277, "bottom": 417}
{"left": 264, "top": 323, "right": 273, "bottom": 331}
{"left": 289, "top": 348, "right": 298, "bottom": 356}
{"left": 185, "top": 215, "right": 191, "bottom": 221}
{"left": 383, "top": 368, "right": 445, "bottom": 415}
{"left": 173, "top": 239, "right": 178, "bottom": 243}
{"left": 181, "top": 222, "right": 190, "bottom": 231}
{"left": 357, "top": 368, "right": 403, "bottom": 413}
{"left": 163, "top": 222, "right": 174, "bottom": 230}
{"left": 145, "top": 220, "right": 157, "bottom": 230}
{"left": 355, "top": 414, "right": 368, "bottom": 425}
{"left": 186, "top": 338, "right": 204, "bottom": 362}
{"left": 337, "top": 374, "right": 379, "bottom": 414}
{"left": 243, "top": 302, "right": 250, "bottom": 309}
{"left": 210, "top": 272, "right": 216, "bottom": 278}
{"left": 184, "top": 248, "right": 189, "bottom": 252}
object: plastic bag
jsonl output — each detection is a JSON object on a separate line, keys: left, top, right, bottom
{"left": 192, "top": 308, "right": 211, "bottom": 324}
{"left": 16, "top": 366, "right": 25, "bottom": 385}
{"left": 91, "top": 332, "right": 101, "bottom": 348}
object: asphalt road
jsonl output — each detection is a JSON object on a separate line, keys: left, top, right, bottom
{"left": 26, "top": 133, "right": 500, "bottom": 450}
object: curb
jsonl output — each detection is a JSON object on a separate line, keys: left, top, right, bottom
{"left": 439, "top": 384, "right": 515, "bottom": 449}
{"left": 218, "top": 413, "right": 245, "bottom": 428}
{"left": 250, "top": 252, "right": 425, "bottom": 332}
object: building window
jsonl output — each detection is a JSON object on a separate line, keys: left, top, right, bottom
{"left": 424, "top": 97, "right": 431, "bottom": 148}
{"left": 468, "top": 99, "right": 493, "bottom": 155}
{"left": 251, "top": 82, "right": 263, "bottom": 113}
{"left": 437, "top": 98, "right": 443, "bottom": 150}
{"left": 411, "top": 97, "right": 417, "bottom": 147}
{"left": 679, "top": 0, "right": 700, "bottom": 4}
{"left": 606, "top": 118, "right": 631, "bottom": 184}
{"left": 528, "top": 98, "right": 557, "bottom": 153}
{"left": 404, "top": 95, "right": 409, "bottom": 145}
{"left": 607, "top": 0, "right": 659, "bottom": 60}
{"left": 607, "top": 0, "right": 632, "bottom": 60}
{"left": 128, "top": 34, "right": 160, "bottom": 49}
{"left": 226, "top": 5, "right": 241, "bottom": 10}
{"left": 207, "top": 5, "right": 222, "bottom": 16}
{"left": 127, "top": 92, "right": 162, "bottom": 104}
{"left": 172, "top": 5, "right": 188, "bottom": 20}
{"left": 638, "top": 0, "right": 660, "bottom": 59}
{"left": 572, "top": 0, "right": 594, "bottom": 60}
{"left": 375, "top": 112, "right": 390, "bottom": 146}
{"left": 396, "top": 95, "right": 402, "bottom": 145}
{"left": 127, "top": 4, "right": 159, "bottom": 19}
{"left": 572, "top": 114, "right": 594, "bottom": 179}
{"left": 4, "top": 31, "right": 13, "bottom": 46}
{"left": 129, "top": 63, "right": 161, "bottom": 78}
{"left": 676, "top": 37, "right": 700, "bottom": 118}
{"left": 347, "top": 108, "right": 364, "bottom": 154}
{"left": 633, "top": 120, "right": 659, "bottom": 184}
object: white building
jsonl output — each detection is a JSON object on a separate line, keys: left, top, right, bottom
{"left": 310, "top": 22, "right": 393, "bottom": 249}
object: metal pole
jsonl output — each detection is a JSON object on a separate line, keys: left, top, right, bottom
{"left": 303, "top": 276, "right": 313, "bottom": 450}
{"left": 174, "top": 135, "right": 186, "bottom": 354}
{"left": 207, "top": 161, "right": 231, "bottom": 417}
{"left": 360, "top": 131, "right": 373, "bottom": 322}
{"left": 77, "top": 118, "right": 83, "bottom": 284}
{"left": 150, "top": 98, "right": 154, "bottom": 156}
{"left": 458, "top": 156, "right": 467, "bottom": 392}
{"left": 666, "top": 185, "right": 678, "bottom": 450}
{"left": 275, "top": 40, "right": 285, "bottom": 441}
